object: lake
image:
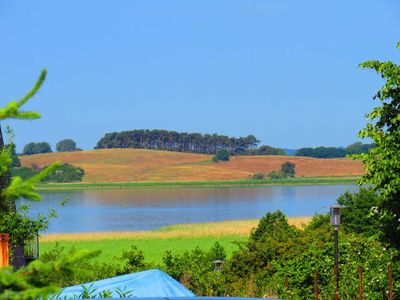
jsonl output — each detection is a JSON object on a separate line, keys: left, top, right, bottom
{"left": 25, "top": 184, "right": 358, "bottom": 233}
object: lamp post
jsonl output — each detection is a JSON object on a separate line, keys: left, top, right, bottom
{"left": 330, "top": 205, "right": 344, "bottom": 300}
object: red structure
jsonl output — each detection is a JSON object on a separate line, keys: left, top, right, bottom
{"left": 0, "top": 233, "right": 9, "bottom": 267}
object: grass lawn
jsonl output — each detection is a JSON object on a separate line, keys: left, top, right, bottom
{"left": 40, "top": 236, "right": 247, "bottom": 264}
{"left": 39, "top": 217, "right": 311, "bottom": 264}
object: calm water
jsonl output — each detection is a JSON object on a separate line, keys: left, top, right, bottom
{"left": 24, "top": 184, "right": 358, "bottom": 233}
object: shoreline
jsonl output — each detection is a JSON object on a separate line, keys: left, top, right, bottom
{"left": 35, "top": 176, "right": 359, "bottom": 190}
{"left": 40, "top": 217, "right": 312, "bottom": 242}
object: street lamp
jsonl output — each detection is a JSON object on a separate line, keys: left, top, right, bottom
{"left": 330, "top": 205, "right": 345, "bottom": 300}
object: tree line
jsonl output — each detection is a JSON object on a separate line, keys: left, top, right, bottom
{"left": 95, "top": 129, "right": 267, "bottom": 154}
{"left": 22, "top": 139, "right": 81, "bottom": 155}
{"left": 295, "top": 142, "right": 375, "bottom": 158}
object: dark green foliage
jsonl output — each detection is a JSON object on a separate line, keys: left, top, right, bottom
{"left": 267, "top": 170, "right": 286, "bottom": 179}
{"left": 11, "top": 164, "right": 85, "bottom": 182}
{"left": 6, "top": 144, "right": 21, "bottom": 167}
{"left": 245, "top": 145, "right": 285, "bottom": 156}
{"left": 221, "top": 211, "right": 399, "bottom": 298}
{"left": 355, "top": 43, "right": 400, "bottom": 249}
{"left": 251, "top": 172, "right": 265, "bottom": 180}
{"left": 345, "top": 142, "right": 376, "bottom": 155}
{"left": 256, "top": 145, "right": 285, "bottom": 155}
{"left": 280, "top": 161, "right": 295, "bottom": 177}
{"left": 266, "top": 162, "right": 295, "bottom": 179}
{"left": 0, "top": 249, "right": 101, "bottom": 299}
{"left": 0, "top": 205, "right": 55, "bottom": 245}
{"left": 337, "top": 188, "right": 383, "bottom": 238}
{"left": 56, "top": 138, "right": 78, "bottom": 152}
{"left": 162, "top": 247, "right": 226, "bottom": 296}
{"left": 208, "top": 242, "right": 227, "bottom": 261}
{"left": 96, "top": 129, "right": 259, "bottom": 155}
{"left": 212, "top": 149, "right": 230, "bottom": 162}
{"left": 23, "top": 142, "right": 52, "bottom": 155}
{"left": 10, "top": 167, "right": 37, "bottom": 180}
{"left": 38, "top": 244, "right": 116, "bottom": 287}
{"left": 118, "top": 245, "right": 148, "bottom": 274}
{"left": 295, "top": 143, "right": 375, "bottom": 158}
{"left": 250, "top": 211, "right": 299, "bottom": 242}
{"left": 43, "top": 163, "right": 84, "bottom": 182}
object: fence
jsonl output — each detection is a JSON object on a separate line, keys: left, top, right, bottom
{"left": 284, "top": 264, "right": 394, "bottom": 300}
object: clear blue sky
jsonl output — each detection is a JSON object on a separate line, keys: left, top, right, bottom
{"left": 0, "top": 1, "right": 399, "bottom": 152}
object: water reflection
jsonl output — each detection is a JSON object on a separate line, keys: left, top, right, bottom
{"left": 23, "top": 185, "right": 358, "bottom": 233}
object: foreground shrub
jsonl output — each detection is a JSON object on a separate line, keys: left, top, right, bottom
{"left": 162, "top": 243, "right": 226, "bottom": 296}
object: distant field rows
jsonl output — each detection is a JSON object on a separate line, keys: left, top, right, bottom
{"left": 20, "top": 149, "right": 364, "bottom": 183}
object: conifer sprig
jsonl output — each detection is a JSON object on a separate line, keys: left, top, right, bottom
{"left": 0, "top": 69, "right": 46, "bottom": 120}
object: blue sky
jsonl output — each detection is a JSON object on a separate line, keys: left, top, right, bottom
{"left": 0, "top": 1, "right": 399, "bottom": 151}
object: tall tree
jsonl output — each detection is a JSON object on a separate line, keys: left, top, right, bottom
{"left": 56, "top": 138, "right": 77, "bottom": 152}
{"left": 356, "top": 42, "right": 400, "bottom": 248}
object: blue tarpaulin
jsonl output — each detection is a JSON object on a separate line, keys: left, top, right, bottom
{"left": 57, "top": 269, "right": 195, "bottom": 298}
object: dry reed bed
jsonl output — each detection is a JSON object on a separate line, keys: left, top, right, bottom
{"left": 40, "top": 217, "right": 311, "bottom": 242}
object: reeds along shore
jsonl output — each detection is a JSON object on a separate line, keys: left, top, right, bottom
{"left": 40, "top": 217, "right": 312, "bottom": 242}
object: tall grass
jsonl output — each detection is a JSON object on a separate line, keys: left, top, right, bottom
{"left": 39, "top": 218, "right": 311, "bottom": 264}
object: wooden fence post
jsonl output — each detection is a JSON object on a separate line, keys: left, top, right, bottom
{"left": 0, "top": 233, "right": 9, "bottom": 267}
{"left": 314, "top": 271, "right": 318, "bottom": 300}
{"left": 388, "top": 264, "right": 393, "bottom": 300}
{"left": 358, "top": 265, "right": 363, "bottom": 300}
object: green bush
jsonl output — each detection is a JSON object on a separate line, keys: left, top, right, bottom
{"left": 43, "top": 163, "right": 85, "bottom": 182}
{"left": 337, "top": 188, "right": 383, "bottom": 238}
{"left": 281, "top": 161, "right": 295, "bottom": 177}
{"left": 212, "top": 149, "right": 230, "bottom": 162}
{"left": 162, "top": 244, "right": 226, "bottom": 296}
{"left": 12, "top": 164, "right": 85, "bottom": 182}
{"left": 267, "top": 170, "right": 286, "bottom": 179}
{"left": 10, "top": 167, "right": 37, "bottom": 180}
{"left": 252, "top": 172, "right": 265, "bottom": 180}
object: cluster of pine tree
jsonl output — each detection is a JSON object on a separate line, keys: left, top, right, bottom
{"left": 95, "top": 129, "right": 260, "bottom": 154}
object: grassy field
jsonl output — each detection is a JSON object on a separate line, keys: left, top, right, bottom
{"left": 40, "top": 217, "right": 311, "bottom": 264}
{"left": 20, "top": 149, "right": 364, "bottom": 183}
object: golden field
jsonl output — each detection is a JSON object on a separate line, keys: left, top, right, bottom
{"left": 20, "top": 149, "right": 364, "bottom": 183}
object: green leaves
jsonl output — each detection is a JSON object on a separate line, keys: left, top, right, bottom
{"left": 356, "top": 43, "right": 400, "bottom": 248}
{"left": 2, "top": 162, "right": 60, "bottom": 203}
{"left": 0, "top": 69, "right": 46, "bottom": 120}
{"left": 0, "top": 249, "right": 101, "bottom": 299}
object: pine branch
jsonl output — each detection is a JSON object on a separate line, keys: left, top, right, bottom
{"left": 0, "top": 69, "right": 47, "bottom": 120}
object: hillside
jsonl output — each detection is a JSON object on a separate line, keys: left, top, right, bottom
{"left": 19, "top": 149, "right": 365, "bottom": 183}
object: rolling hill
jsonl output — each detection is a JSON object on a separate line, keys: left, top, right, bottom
{"left": 19, "top": 149, "right": 365, "bottom": 183}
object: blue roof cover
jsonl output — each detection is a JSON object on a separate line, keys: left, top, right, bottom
{"left": 57, "top": 269, "right": 195, "bottom": 298}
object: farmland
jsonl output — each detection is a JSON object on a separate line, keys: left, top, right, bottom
{"left": 20, "top": 149, "right": 364, "bottom": 183}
